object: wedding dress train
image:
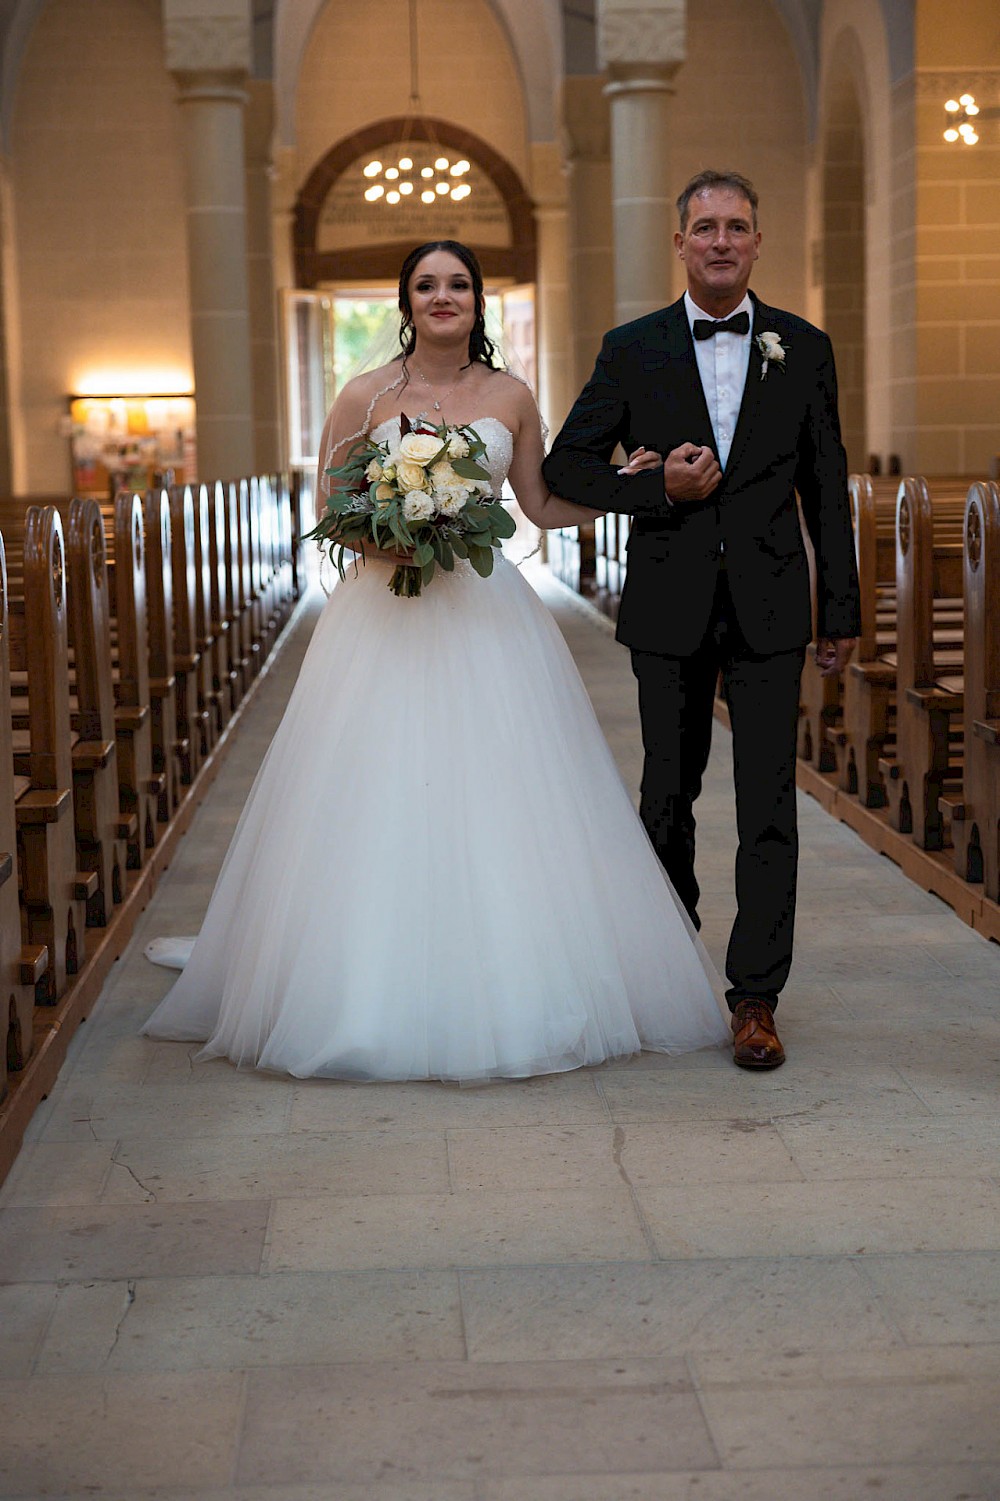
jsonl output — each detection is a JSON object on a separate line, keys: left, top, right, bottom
{"left": 142, "top": 418, "right": 729, "bottom": 1079}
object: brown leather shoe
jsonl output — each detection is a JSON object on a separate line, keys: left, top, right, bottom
{"left": 731, "top": 999, "right": 786, "bottom": 1069}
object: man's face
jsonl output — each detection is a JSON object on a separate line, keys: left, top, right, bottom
{"left": 674, "top": 188, "right": 761, "bottom": 313}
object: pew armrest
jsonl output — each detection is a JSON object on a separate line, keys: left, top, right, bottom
{"left": 973, "top": 718, "right": 1000, "bottom": 748}
{"left": 73, "top": 739, "right": 115, "bottom": 771}
{"left": 905, "top": 685, "right": 963, "bottom": 713}
{"left": 115, "top": 705, "right": 149, "bottom": 731}
{"left": 20, "top": 943, "right": 48, "bottom": 985}
{"left": 150, "top": 675, "right": 177, "bottom": 695}
{"left": 74, "top": 869, "right": 99, "bottom": 900}
{"left": 849, "top": 661, "right": 896, "bottom": 686}
{"left": 15, "top": 788, "right": 71, "bottom": 824}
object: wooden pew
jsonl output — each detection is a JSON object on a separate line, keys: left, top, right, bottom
{"left": 0, "top": 532, "right": 48, "bottom": 1091}
{"left": 169, "top": 484, "right": 208, "bottom": 782}
{"left": 108, "top": 493, "right": 161, "bottom": 866}
{"left": 945, "top": 483, "right": 1000, "bottom": 895}
{"left": 834, "top": 477, "right": 966, "bottom": 807}
{"left": 66, "top": 499, "right": 129, "bottom": 925}
{"left": 7, "top": 506, "right": 95, "bottom": 1001}
{"left": 876, "top": 479, "right": 968, "bottom": 848}
{"left": 141, "top": 488, "right": 181, "bottom": 822}
{"left": 205, "top": 479, "right": 238, "bottom": 731}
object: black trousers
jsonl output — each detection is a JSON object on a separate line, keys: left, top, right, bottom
{"left": 630, "top": 567, "right": 805, "bottom": 1012}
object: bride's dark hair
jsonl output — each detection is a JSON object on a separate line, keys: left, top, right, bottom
{"left": 397, "top": 240, "right": 500, "bottom": 371}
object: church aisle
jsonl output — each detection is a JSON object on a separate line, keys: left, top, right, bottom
{"left": 1, "top": 570, "right": 999, "bottom": 1501}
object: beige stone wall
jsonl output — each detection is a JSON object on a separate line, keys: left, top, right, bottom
{"left": 10, "top": 0, "right": 190, "bottom": 492}
{"left": 910, "top": 6, "right": 1000, "bottom": 475}
{"left": 294, "top": 0, "right": 530, "bottom": 199}
{"left": 669, "top": 0, "right": 808, "bottom": 315}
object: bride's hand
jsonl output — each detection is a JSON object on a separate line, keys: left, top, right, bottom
{"left": 617, "top": 446, "right": 662, "bottom": 476}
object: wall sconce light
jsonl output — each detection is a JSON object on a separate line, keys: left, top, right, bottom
{"left": 943, "top": 93, "right": 999, "bottom": 145}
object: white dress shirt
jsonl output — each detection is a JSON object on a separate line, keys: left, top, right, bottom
{"left": 684, "top": 290, "right": 753, "bottom": 471}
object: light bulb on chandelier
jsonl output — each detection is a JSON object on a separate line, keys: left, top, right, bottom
{"left": 359, "top": 0, "right": 474, "bottom": 208}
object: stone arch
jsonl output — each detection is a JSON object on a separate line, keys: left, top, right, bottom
{"left": 273, "top": 0, "right": 561, "bottom": 149}
{"left": 293, "top": 117, "right": 535, "bottom": 286}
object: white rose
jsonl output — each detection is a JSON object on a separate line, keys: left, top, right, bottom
{"left": 758, "top": 331, "right": 785, "bottom": 362}
{"left": 402, "top": 489, "right": 435, "bottom": 522}
{"left": 365, "top": 458, "right": 383, "bottom": 481}
{"left": 398, "top": 432, "right": 442, "bottom": 465}
{"left": 430, "top": 459, "right": 462, "bottom": 491}
{"left": 396, "top": 459, "right": 428, "bottom": 492}
{"left": 447, "top": 432, "right": 470, "bottom": 459}
{"left": 375, "top": 481, "right": 394, "bottom": 501}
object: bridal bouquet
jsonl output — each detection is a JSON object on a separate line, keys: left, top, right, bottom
{"left": 308, "top": 416, "right": 516, "bottom": 597}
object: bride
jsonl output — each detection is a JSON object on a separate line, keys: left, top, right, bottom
{"left": 142, "top": 239, "right": 730, "bottom": 1080}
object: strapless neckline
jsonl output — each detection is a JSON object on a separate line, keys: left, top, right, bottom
{"left": 370, "top": 415, "right": 515, "bottom": 443}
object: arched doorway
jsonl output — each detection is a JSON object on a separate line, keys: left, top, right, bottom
{"left": 285, "top": 118, "right": 537, "bottom": 469}
{"left": 293, "top": 116, "right": 536, "bottom": 287}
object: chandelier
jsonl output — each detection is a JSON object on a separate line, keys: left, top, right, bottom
{"left": 361, "top": 0, "right": 472, "bottom": 207}
{"left": 943, "top": 92, "right": 999, "bottom": 145}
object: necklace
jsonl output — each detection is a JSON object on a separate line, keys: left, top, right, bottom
{"left": 413, "top": 360, "right": 468, "bottom": 413}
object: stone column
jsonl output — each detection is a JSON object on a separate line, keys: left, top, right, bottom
{"left": 531, "top": 141, "right": 573, "bottom": 437}
{"left": 164, "top": 0, "right": 254, "bottom": 481}
{"left": 562, "top": 76, "right": 614, "bottom": 391}
{"left": 597, "top": 0, "right": 685, "bottom": 325}
{"left": 245, "top": 79, "right": 281, "bottom": 473}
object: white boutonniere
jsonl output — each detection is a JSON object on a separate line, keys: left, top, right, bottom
{"left": 756, "top": 331, "right": 787, "bottom": 381}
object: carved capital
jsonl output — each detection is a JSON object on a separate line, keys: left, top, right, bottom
{"left": 597, "top": 0, "right": 686, "bottom": 71}
{"left": 164, "top": 2, "right": 252, "bottom": 76}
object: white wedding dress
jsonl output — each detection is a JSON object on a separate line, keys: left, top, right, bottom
{"left": 142, "top": 417, "right": 729, "bottom": 1079}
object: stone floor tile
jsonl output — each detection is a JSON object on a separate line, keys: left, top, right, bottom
{"left": 0, "top": 1140, "right": 117, "bottom": 1207}
{"left": 31, "top": 1489, "right": 475, "bottom": 1501}
{"left": 776, "top": 1116, "right": 1000, "bottom": 1179}
{"left": 696, "top": 1357, "right": 1000, "bottom": 1467}
{"left": 859, "top": 1251, "right": 1000, "bottom": 1345}
{"left": 0, "top": 1199, "right": 269, "bottom": 1282}
{"left": 0, "top": 1282, "right": 57, "bottom": 1377}
{"left": 237, "top": 1358, "right": 716, "bottom": 1484}
{"left": 288, "top": 1073, "right": 610, "bottom": 1133}
{"left": 101, "top": 1128, "right": 450, "bottom": 1203}
{"left": 35, "top": 1269, "right": 464, "bottom": 1374}
{"left": 460, "top": 1256, "right": 893, "bottom": 1361}
{"left": 0, "top": 1371, "right": 244, "bottom": 1493}
{"left": 33, "top": 1279, "right": 138, "bottom": 1373}
{"left": 36, "top": 1074, "right": 294, "bottom": 1142}
{"left": 267, "top": 1185, "right": 650, "bottom": 1272}
{"left": 638, "top": 1176, "right": 1000, "bottom": 1259}
{"left": 831, "top": 973, "right": 1000, "bottom": 1020}
{"left": 596, "top": 1065, "right": 928, "bottom": 1124}
{"left": 475, "top": 1464, "right": 1000, "bottom": 1501}
{"left": 446, "top": 1121, "right": 802, "bottom": 1193}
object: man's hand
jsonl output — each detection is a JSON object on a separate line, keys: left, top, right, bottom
{"left": 815, "top": 637, "right": 856, "bottom": 677}
{"left": 662, "top": 443, "right": 722, "bottom": 502}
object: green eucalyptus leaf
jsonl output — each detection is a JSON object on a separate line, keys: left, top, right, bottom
{"left": 468, "top": 544, "right": 495, "bottom": 578}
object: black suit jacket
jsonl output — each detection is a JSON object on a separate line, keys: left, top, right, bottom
{"left": 542, "top": 292, "right": 861, "bottom": 657}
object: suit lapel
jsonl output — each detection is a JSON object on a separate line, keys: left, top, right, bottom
{"left": 657, "top": 299, "right": 719, "bottom": 460}
{"left": 722, "top": 291, "right": 773, "bottom": 484}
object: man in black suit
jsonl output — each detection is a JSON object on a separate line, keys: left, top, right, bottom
{"left": 543, "top": 169, "right": 860, "bottom": 1069}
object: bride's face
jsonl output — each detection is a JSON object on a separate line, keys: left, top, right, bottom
{"left": 407, "top": 251, "right": 480, "bottom": 346}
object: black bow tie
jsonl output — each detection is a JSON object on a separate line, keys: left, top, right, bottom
{"left": 692, "top": 312, "right": 750, "bottom": 340}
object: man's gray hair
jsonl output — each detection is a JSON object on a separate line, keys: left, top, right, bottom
{"left": 676, "top": 170, "right": 759, "bottom": 231}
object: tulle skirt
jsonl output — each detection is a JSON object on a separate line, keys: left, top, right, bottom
{"left": 142, "top": 555, "right": 730, "bottom": 1080}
